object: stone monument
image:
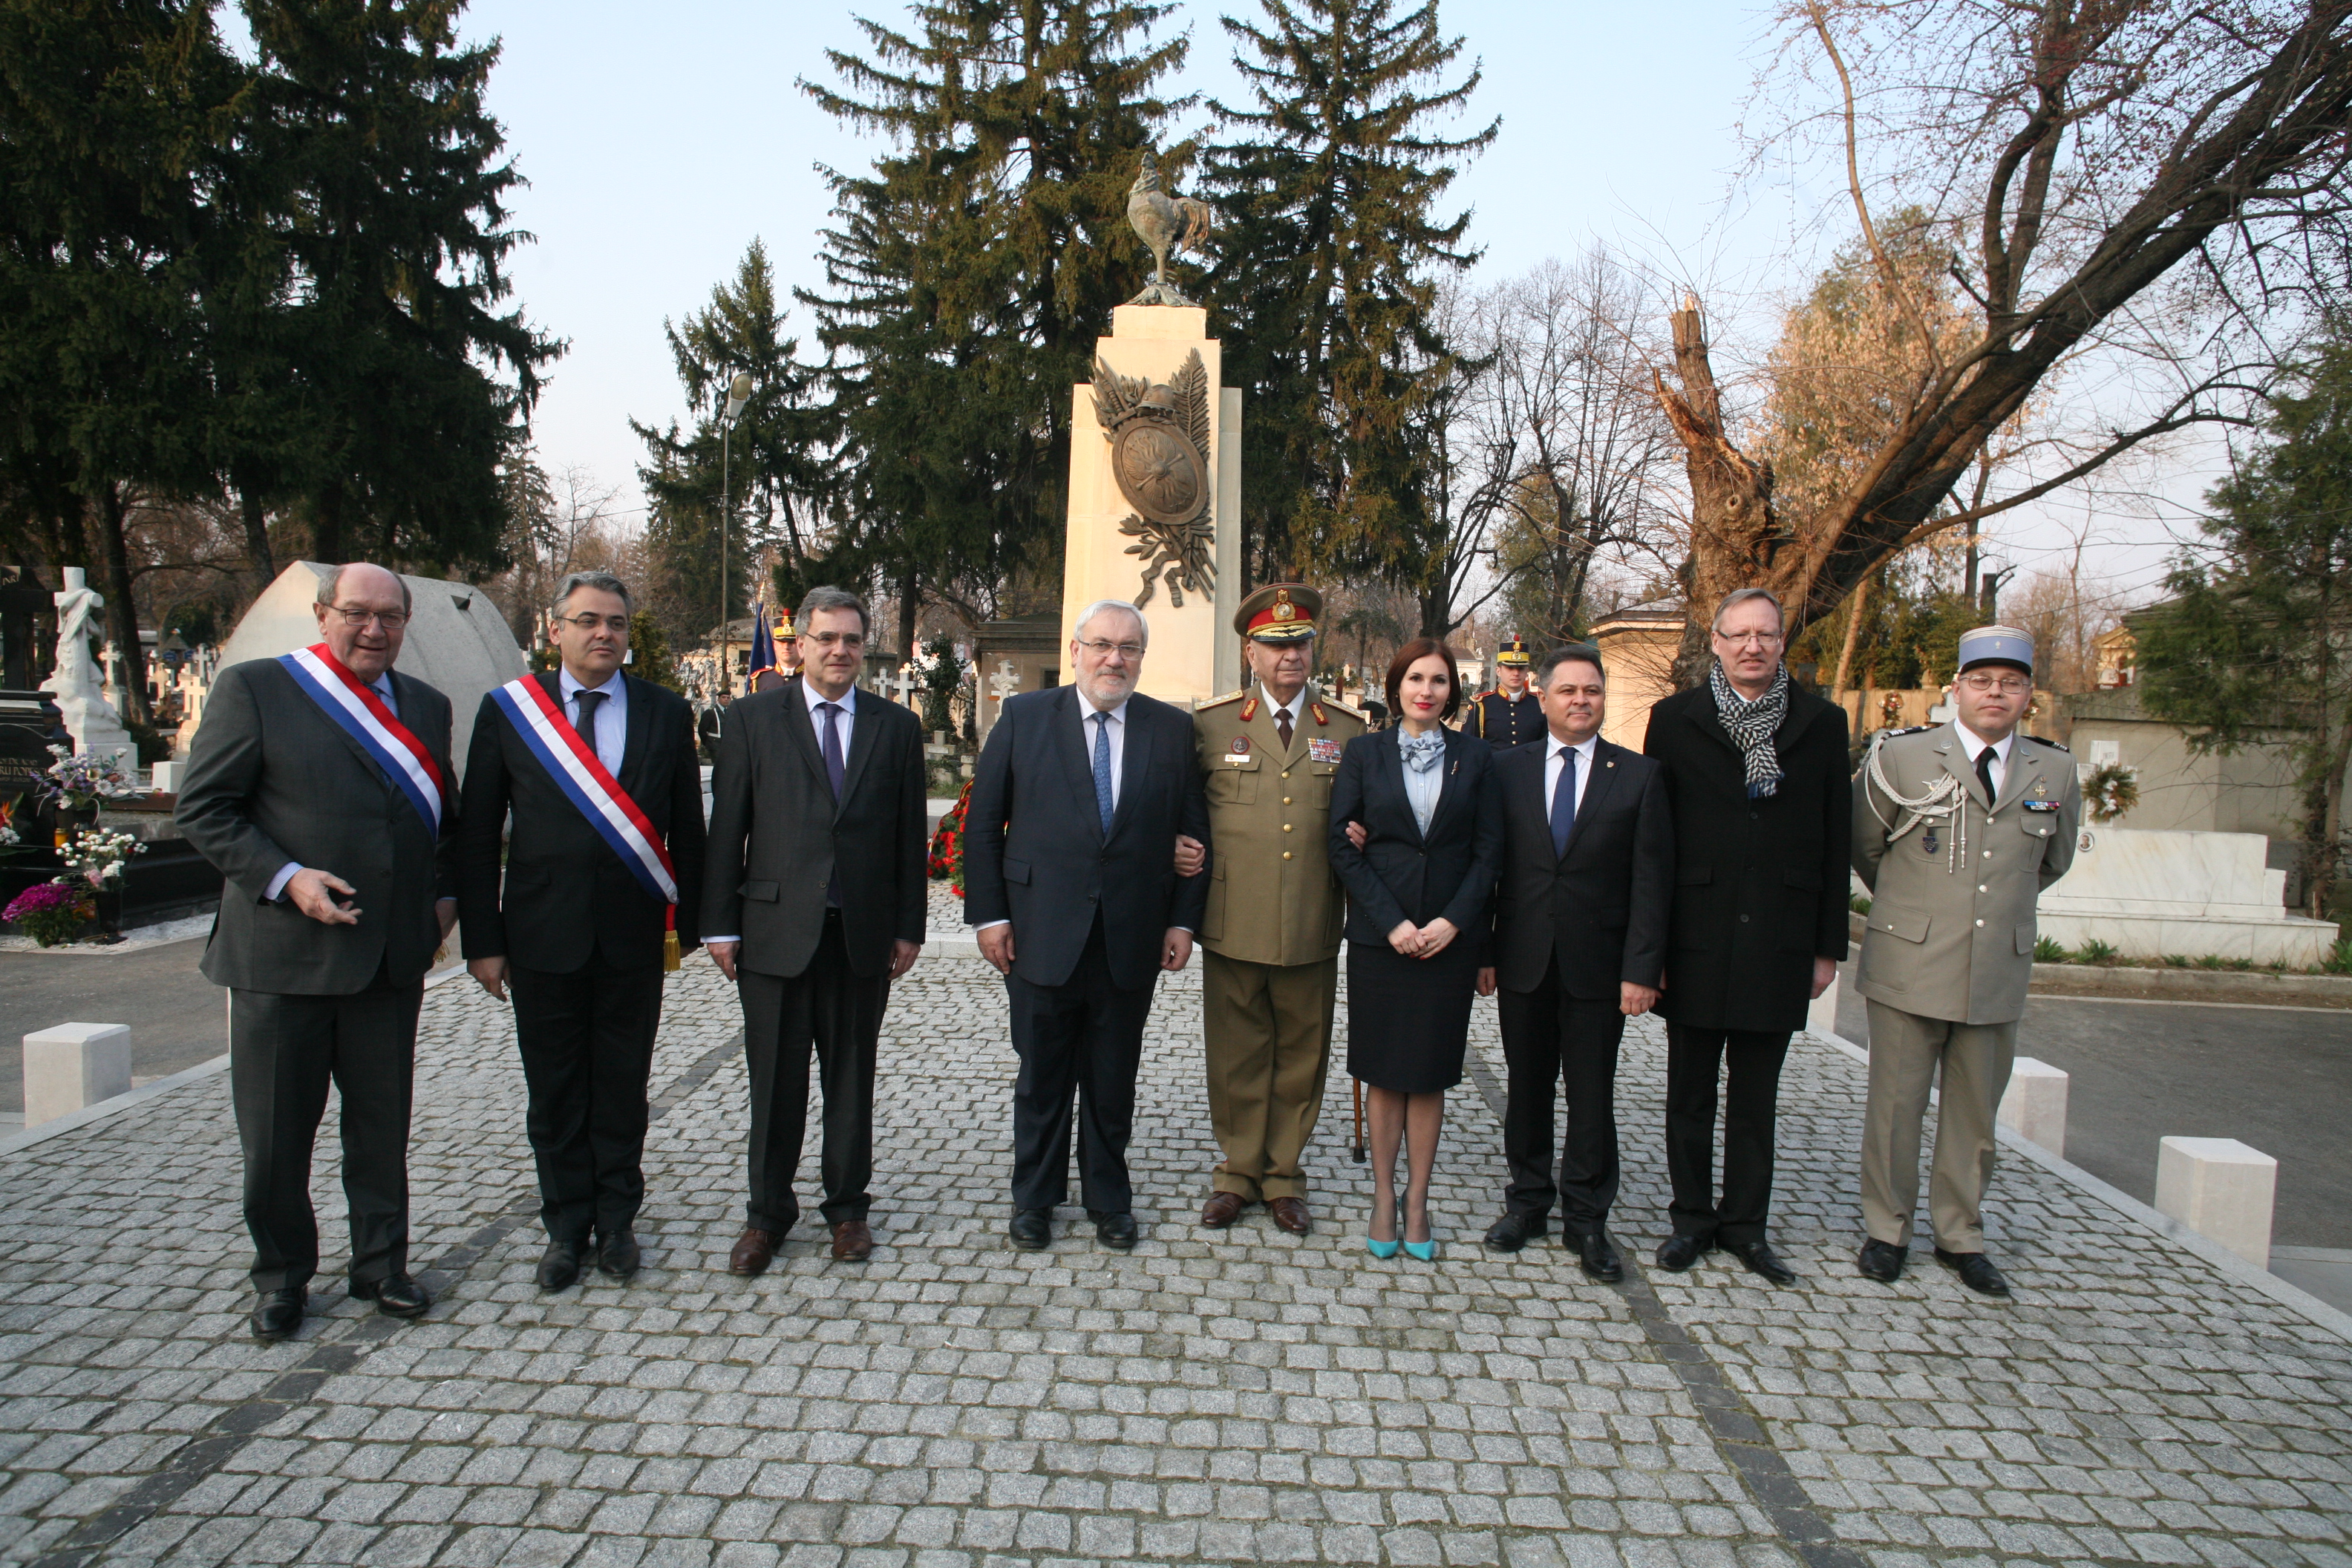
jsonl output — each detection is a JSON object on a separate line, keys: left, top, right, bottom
{"left": 1059, "top": 150, "right": 1243, "bottom": 706}
{"left": 40, "top": 567, "right": 136, "bottom": 765}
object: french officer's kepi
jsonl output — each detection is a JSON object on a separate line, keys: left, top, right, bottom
{"left": 1235, "top": 583, "right": 1320, "bottom": 644}
{"left": 1956, "top": 624, "right": 2033, "bottom": 675}
{"left": 1496, "top": 633, "right": 1532, "bottom": 667}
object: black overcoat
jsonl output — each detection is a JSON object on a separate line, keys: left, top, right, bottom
{"left": 1642, "top": 680, "right": 1851, "bottom": 1033}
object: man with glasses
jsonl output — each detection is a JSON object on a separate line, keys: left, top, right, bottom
{"left": 1642, "top": 588, "right": 1849, "bottom": 1287}
{"left": 1852, "top": 625, "right": 2079, "bottom": 1297}
{"left": 456, "top": 572, "right": 706, "bottom": 1291}
{"left": 702, "top": 587, "right": 927, "bottom": 1271}
{"left": 177, "top": 564, "right": 459, "bottom": 1341}
{"left": 964, "top": 599, "right": 1209, "bottom": 1251}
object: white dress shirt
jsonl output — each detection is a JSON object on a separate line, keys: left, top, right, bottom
{"left": 1544, "top": 732, "right": 1598, "bottom": 826}
{"left": 270, "top": 670, "right": 399, "bottom": 903}
{"left": 708, "top": 680, "right": 860, "bottom": 947}
{"left": 1261, "top": 684, "right": 1305, "bottom": 740}
{"left": 1954, "top": 722, "right": 2014, "bottom": 800}
{"left": 558, "top": 665, "right": 627, "bottom": 774}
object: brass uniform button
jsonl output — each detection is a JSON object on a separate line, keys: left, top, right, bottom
{"left": 1282, "top": 851, "right": 1293, "bottom": 860}
{"left": 1283, "top": 823, "right": 1293, "bottom": 833}
{"left": 1281, "top": 770, "right": 1290, "bottom": 779}
{"left": 1281, "top": 797, "right": 1292, "bottom": 805}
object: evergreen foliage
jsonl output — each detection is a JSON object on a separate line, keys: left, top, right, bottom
{"left": 2137, "top": 324, "right": 2352, "bottom": 918}
{"left": 1201, "top": 0, "right": 1493, "bottom": 605}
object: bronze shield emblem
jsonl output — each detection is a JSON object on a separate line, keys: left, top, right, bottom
{"left": 1111, "top": 420, "right": 1207, "bottom": 525}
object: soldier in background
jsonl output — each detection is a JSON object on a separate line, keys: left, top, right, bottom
{"left": 1851, "top": 625, "right": 2080, "bottom": 1298}
{"left": 1180, "top": 585, "right": 1367, "bottom": 1235}
{"left": 1464, "top": 635, "right": 1544, "bottom": 751}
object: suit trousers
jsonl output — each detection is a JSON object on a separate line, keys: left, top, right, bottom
{"left": 1202, "top": 950, "right": 1337, "bottom": 1200}
{"left": 507, "top": 959, "right": 664, "bottom": 1246}
{"left": 1664, "top": 1025, "right": 1791, "bottom": 1246}
{"left": 229, "top": 968, "right": 423, "bottom": 1292}
{"left": 1006, "top": 915, "right": 1154, "bottom": 1214}
{"left": 1498, "top": 958, "right": 1627, "bottom": 1237}
{"left": 739, "top": 912, "right": 886, "bottom": 1232}
{"left": 1859, "top": 1001, "right": 2017, "bottom": 1251}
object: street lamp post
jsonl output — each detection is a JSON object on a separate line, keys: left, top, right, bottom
{"left": 716, "top": 371, "right": 752, "bottom": 696}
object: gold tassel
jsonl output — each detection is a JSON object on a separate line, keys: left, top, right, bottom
{"left": 663, "top": 928, "right": 682, "bottom": 973}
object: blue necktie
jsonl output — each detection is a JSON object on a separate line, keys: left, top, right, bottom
{"left": 818, "top": 702, "right": 846, "bottom": 906}
{"left": 1550, "top": 745, "right": 1578, "bottom": 858}
{"left": 1091, "top": 710, "right": 1115, "bottom": 835}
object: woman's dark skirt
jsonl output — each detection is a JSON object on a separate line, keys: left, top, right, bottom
{"left": 1345, "top": 938, "right": 1479, "bottom": 1094}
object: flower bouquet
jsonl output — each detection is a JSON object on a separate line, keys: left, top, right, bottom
{"left": 927, "top": 779, "right": 973, "bottom": 898}
{"left": 62, "top": 826, "right": 146, "bottom": 885}
{"left": 35, "top": 745, "right": 137, "bottom": 812}
{"left": 4, "top": 880, "right": 95, "bottom": 947}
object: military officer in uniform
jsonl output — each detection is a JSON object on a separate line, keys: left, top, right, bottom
{"left": 1180, "top": 584, "right": 1367, "bottom": 1235}
{"left": 1852, "top": 625, "right": 2079, "bottom": 1298}
{"left": 1465, "top": 635, "right": 1544, "bottom": 751}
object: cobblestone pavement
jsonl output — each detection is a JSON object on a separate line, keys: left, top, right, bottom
{"left": 1, "top": 886, "right": 2346, "bottom": 1568}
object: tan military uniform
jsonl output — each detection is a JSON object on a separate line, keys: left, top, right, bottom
{"left": 1194, "top": 681, "right": 1367, "bottom": 1200}
{"left": 1852, "top": 722, "right": 2080, "bottom": 1250}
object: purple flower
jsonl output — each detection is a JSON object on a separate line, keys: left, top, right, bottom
{"left": 4, "top": 880, "right": 89, "bottom": 922}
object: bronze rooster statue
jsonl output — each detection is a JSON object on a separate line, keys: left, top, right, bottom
{"left": 1126, "top": 150, "right": 1212, "bottom": 307}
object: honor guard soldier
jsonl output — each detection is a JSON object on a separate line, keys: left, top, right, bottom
{"left": 1852, "top": 624, "right": 2080, "bottom": 1298}
{"left": 1466, "top": 635, "right": 1544, "bottom": 750}
{"left": 1182, "top": 584, "right": 1366, "bottom": 1234}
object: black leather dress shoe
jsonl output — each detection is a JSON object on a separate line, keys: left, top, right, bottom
{"left": 597, "top": 1231, "right": 641, "bottom": 1280}
{"left": 250, "top": 1287, "right": 305, "bottom": 1342}
{"left": 350, "top": 1271, "right": 431, "bottom": 1319}
{"left": 1091, "top": 1210, "right": 1138, "bottom": 1250}
{"left": 536, "top": 1240, "right": 586, "bottom": 1292}
{"left": 1572, "top": 1229, "right": 1624, "bottom": 1283}
{"left": 1654, "top": 1233, "right": 1713, "bottom": 1272}
{"left": 1856, "top": 1238, "right": 1907, "bottom": 1282}
{"left": 1483, "top": 1212, "right": 1544, "bottom": 1254}
{"left": 1725, "top": 1240, "right": 1797, "bottom": 1286}
{"left": 1934, "top": 1247, "right": 2012, "bottom": 1297}
{"left": 1007, "top": 1208, "right": 1052, "bottom": 1251}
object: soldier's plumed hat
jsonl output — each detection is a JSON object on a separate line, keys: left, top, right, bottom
{"left": 1235, "top": 584, "right": 1319, "bottom": 643}
{"left": 775, "top": 607, "right": 797, "bottom": 639}
{"left": 1956, "top": 624, "right": 2034, "bottom": 676}
{"left": 1496, "top": 634, "right": 1532, "bottom": 667}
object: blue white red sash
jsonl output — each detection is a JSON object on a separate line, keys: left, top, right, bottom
{"left": 280, "top": 644, "right": 446, "bottom": 834}
{"left": 489, "top": 676, "right": 677, "bottom": 904}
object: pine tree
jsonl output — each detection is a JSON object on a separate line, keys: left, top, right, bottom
{"left": 1202, "top": 0, "right": 1492, "bottom": 618}
{"left": 236, "top": 0, "right": 558, "bottom": 572}
{"left": 633, "top": 240, "right": 825, "bottom": 648}
{"left": 800, "top": 0, "right": 1190, "bottom": 636}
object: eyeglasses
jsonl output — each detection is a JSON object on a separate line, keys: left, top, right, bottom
{"left": 328, "top": 606, "right": 408, "bottom": 630}
{"left": 1077, "top": 639, "right": 1145, "bottom": 660}
{"left": 806, "top": 631, "right": 865, "bottom": 650}
{"left": 1714, "top": 630, "right": 1783, "bottom": 647}
{"left": 1959, "top": 673, "right": 2031, "bottom": 695}
{"left": 559, "top": 613, "right": 630, "bottom": 633}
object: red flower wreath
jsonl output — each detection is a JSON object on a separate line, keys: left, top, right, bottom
{"left": 927, "top": 779, "right": 973, "bottom": 897}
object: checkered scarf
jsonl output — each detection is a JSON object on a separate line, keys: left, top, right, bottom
{"left": 1710, "top": 660, "right": 1788, "bottom": 798}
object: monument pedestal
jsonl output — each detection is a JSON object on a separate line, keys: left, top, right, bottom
{"left": 1061, "top": 306, "right": 1243, "bottom": 707}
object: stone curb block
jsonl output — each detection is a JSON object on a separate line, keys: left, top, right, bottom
{"left": 1849, "top": 909, "right": 2351, "bottom": 1007}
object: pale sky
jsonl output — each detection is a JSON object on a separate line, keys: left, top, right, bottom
{"left": 459, "top": 0, "right": 2212, "bottom": 610}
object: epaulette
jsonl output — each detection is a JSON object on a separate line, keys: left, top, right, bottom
{"left": 1883, "top": 724, "right": 1937, "bottom": 738}
{"left": 1195, "top": 689, "right": 1247, "bottom": 711}
{"left": 1322, "top": 696, "right": 1367, "bottom": 722}
{"left": 2025, "top": 734, "right": 2068, "bottom": 752}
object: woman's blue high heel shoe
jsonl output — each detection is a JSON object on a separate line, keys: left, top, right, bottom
{"left": 1367, "top": 1194, "right": 1402, "bottom": 1258}
{"left": 1403, "top": 1197, "right": 1436, "bottom": 1261}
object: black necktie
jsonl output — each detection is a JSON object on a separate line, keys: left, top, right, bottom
{"left": 1976, "top": 744, "right": 1999, "bottom": 804}
{"left": 573, "top": 689, "right": 606, "bottom": 759}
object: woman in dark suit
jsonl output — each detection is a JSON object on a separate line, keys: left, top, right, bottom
{"left": 1327, "top": 638, "right": 1504, "bottom": 1259}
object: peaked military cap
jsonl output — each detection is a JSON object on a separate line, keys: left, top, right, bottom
{"left": 1235, "top": 583, "right": 1319, "bottom": 643}
{"left": 1956, "top": 624, "right": 2033, "bottom": 675}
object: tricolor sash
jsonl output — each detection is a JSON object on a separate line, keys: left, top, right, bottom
{"left": 489, "top": 676, "right": 678, "bottom": 904}
{"left": 280, "top": 644, "right": 446, "bottom": 834}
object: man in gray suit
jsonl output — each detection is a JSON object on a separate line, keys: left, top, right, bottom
{"left": 177, "top": 563, "right": 459, "bottom": 1342}
{"left": 702, "top": 587, "right": 927, "bottom": 1273}
{"left": 1852, "top": 624, "right": 2080, "bottom": 1297}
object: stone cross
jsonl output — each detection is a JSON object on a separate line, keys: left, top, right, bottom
{"left": 893, "top": 664, "right": 919, "bottom": 707}
{"left": 989, "top": 659, "right": 1022, "bottom": 705}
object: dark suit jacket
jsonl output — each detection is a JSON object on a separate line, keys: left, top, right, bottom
{"left": 1488, "top": 736, "right": 1673, "bottom": 999}
{"left": 963, "top": 685, "right": 1209, "bottom": 991}
{"left": 176, "top": 656, "right": 458, "bottom": 994}
{"left": 699, "top": 677, "right": 926, "bottom": 980}
{"left": 1326, "top": 727, "right": 1503, "bottom": 946}
{"left": 1643, "top": 682, "right": 1852, "bottom": 1032}
{"left": 455, "top": 671, "right": 708, "bottom": 974}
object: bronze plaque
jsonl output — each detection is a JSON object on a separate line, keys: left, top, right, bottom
{"left": 1111, "top": 420, "right": 1206, "bottom": 525}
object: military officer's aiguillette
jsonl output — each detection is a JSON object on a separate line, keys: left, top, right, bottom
{"left": 1850, "top": 624, "right": 2080, "bottom": 1298}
